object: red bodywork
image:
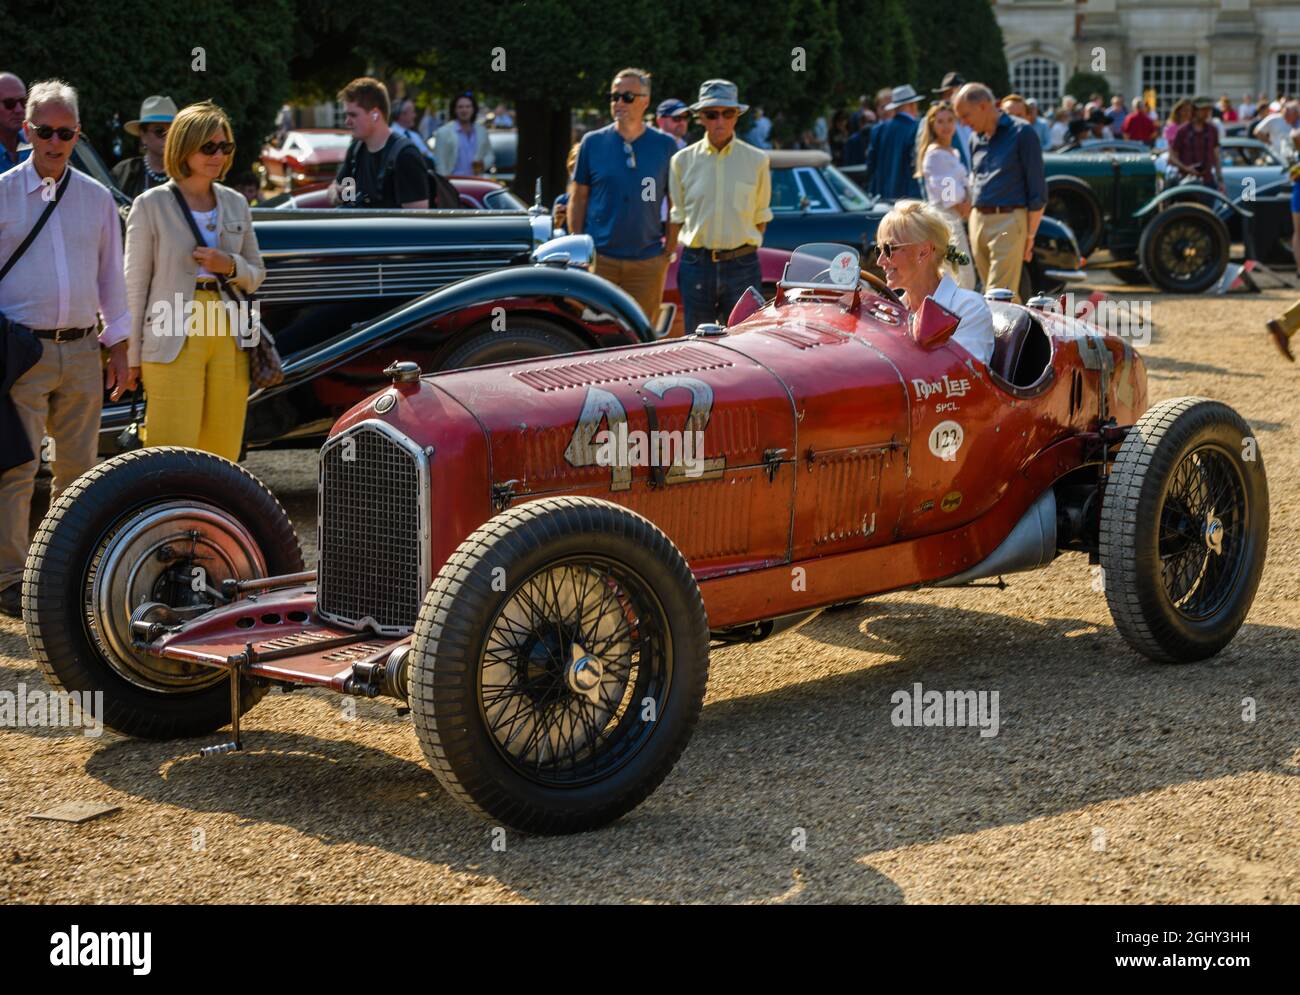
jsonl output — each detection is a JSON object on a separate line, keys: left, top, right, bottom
{"left": 258, "top": 130, "right": 352, "bottom": 191}
{"left": 148, "top": 286, "right": 1147, "bottom": 690}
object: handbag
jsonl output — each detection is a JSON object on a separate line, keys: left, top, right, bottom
{"left": 169, "top": 185, "right": 284, "bottom": 390}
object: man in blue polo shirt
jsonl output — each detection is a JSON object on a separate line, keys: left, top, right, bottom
{"left": 955, "top": 82, "right": 1046, "bottom": 303}
{"left": 569, "top": 67, "right": 678, "bottom": 322}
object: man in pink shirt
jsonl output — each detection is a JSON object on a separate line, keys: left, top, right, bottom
{"left": 0, "top": 80, "right": 131, "bottom": 617}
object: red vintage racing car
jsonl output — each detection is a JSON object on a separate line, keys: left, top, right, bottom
{"left": 24, "top": 245, "right": 1268, "bottom": 835}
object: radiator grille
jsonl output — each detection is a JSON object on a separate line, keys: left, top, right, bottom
{"left": 318, "top": 423, "right": 427, "bottom": 632}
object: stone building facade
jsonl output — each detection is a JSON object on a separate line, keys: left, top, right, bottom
{"left": 992, "top": 0, "right": 1300, "bottom": 113}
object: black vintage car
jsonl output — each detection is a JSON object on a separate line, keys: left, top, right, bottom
{"left": 70, "top": 141, "right": 662, "bottom": 454}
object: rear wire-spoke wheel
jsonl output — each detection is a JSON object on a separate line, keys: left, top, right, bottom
{"left": 1100, "top": 398, "right": 1268, "bottom": 663}
{"left": 410, "top": 497, "right": 709, "bottom": 835}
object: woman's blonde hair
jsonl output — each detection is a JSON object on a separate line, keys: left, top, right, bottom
{"left": 165, "top": 101, "right": 234, "bottom": 181}
{"left": 914, "top": 100, "right": 956, "bottom": 179}
{"left": 877, "top": 200, "right": 957, "bottom": 277}
{"left": 1167, "top": 98, "right": 1191, "bottom": 126}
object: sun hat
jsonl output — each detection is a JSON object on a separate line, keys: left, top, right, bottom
{"left": 124, "top": 95, "right": 178, "bottom": 136}
{"left": 689, "top": 80, "right": 749, "bottom": 114}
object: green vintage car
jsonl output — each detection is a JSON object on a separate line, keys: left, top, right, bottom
{"left": 1043, "top": 149, "right": 1251, "bottom": 293}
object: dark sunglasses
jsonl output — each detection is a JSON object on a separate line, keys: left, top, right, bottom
{"left": 199, "top": 140, "right": 235, "bottom": 156}
{"left": 609, "top": 91, "right": 646, "bottom": 104}
{"left": 876, "top": 241, "right": 918, "bottom": 259}
{"left": 32, "top": 124, "right": 77, "bottom": 142}
{"left": 700, "top": 108, "right": 738, "bottom": 120}
{"left": 145, "top": 125, "right": 170, "bottom": 138}
{"left": 2, "top": 97, "right": 25, "bottom": 110}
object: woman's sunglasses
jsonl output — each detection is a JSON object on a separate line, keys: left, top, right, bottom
{"left": 699, "top": 108, "right": 737, "bottom": 121}
{"left": 876, "top": 241, "right": 918, "bottom": 259}
{"left": 2, "top": 97, "right": 25, "bottom": 110}
{"left": 31, "top": 124, "right": 77, "bottom": 142}
{"left": 199, "top": 141, "right": 235, "bottom": 156}
{"left": 609, "top": 91, "right": 646, "bottom": 104}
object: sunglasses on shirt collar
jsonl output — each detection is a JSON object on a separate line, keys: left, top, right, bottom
{"left": 31, "top": 124, "right": 78, "bottom": 142}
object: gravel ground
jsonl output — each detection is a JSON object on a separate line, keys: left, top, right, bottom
{"left": 3, "top": 276, "right": 1299, "bottom": 904}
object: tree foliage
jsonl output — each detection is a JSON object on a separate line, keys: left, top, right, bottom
{"left": 906, "top": 0, "right": 1010, "bottom": 98}
{"left": 1065, "top": 71, "right": 1113, "bottom": 104}
{"left": 9, "top": 0, "right": 295, "bottom": 173}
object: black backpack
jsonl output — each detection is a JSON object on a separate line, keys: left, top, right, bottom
{"left": 342, "top": 134, "right": 460, "bottom": 209}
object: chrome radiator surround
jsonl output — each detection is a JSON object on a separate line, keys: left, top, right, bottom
{"left": 316, "top": 420, "right": 431, "bottom": 635}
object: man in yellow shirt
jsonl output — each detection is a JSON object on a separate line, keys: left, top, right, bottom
{"left": 668, "top": 80, "right": 772, "bottom": 335}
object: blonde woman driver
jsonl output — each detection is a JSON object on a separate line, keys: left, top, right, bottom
{"left": 876, "top": 199, "right": 995, "bottom": 366}
{"left": 915, "top": 100, "right": 977, "bottom": 290}
{"left": 124, "top": 101, "right": 264, "bottom": 460}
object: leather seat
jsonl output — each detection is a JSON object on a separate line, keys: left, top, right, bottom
{"left": 989, "top": 302, "right": 1038, "bottom": 385}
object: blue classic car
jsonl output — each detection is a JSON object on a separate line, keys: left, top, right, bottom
{"left": 775, "top": 151, "right": 1084, "bottom": 299}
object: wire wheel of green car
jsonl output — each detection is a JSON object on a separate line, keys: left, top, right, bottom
{"left": 1138, "top": 202, "right": 1230, "bottom": 294}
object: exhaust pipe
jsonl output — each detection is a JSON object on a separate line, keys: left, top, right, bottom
{"left": 933, "top": 490, "right": 1057, "bottom": 587}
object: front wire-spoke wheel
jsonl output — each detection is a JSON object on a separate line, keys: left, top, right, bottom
{"left": 410, "top": 497, "right": 709, "bottom": 835}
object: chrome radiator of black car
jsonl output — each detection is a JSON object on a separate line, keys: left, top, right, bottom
{"left": 317, "top": 422, "right": 430, "bottom": 634}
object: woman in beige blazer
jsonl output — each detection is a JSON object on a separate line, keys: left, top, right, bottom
{"left": 124, "top": 100, "right": 264, "bottom": 460}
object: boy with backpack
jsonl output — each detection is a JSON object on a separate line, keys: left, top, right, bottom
{"left": 331, "top": 77, "right": 447, "bottom": 209}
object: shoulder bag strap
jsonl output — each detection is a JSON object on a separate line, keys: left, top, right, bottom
{"left": 169, "top": 184, "right": 247, "bottom": 304}
{"left": 0, "top": 166, "right": 73, "bottom": 283}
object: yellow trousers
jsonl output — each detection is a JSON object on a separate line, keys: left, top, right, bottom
{"left": 141, "top": 289, "right": 250, "bottom": 461}
{"left": 969, "top": 208, "right": 1028, "bottom": 303}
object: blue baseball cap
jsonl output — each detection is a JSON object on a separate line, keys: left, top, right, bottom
{"left": 656, "top": 98, "right": 689, "bottom": 119}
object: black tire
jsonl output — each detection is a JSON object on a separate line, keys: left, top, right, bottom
{"left": 1046, "top": 182, "right": 1104, "bottom": 257}
{"left": 409, "top": 496, "right": 710, "bottom": 835}
{"left": 440, "top": 320, "right": 587, "bottom": 370}
{"left": 1112, "top": 266, "right": 1149, "bottom": 286}
{"left": 1138, "top": 202, "right": 1230, "bottom": 294}
{"left": 1100, "top": 398, "right": 1268, "bottom": 663}
{"left": 23, "top": 448, "right": 304, "bottom": 739}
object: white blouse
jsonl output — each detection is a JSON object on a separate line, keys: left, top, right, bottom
{"left": 929, "top": 274, "right": 995, "bottom": 366}
{"left": 922, "top": 146, "right": 968, "bottom": 210}
{"left": 191, "top": 208, "right": 220, "bottom": 277}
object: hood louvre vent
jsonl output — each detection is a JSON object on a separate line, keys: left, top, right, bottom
{"left": 513, "top": 345, "right": 732, "bottom": 392}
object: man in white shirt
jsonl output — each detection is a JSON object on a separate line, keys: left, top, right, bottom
{"left": 1254, "top": 101, "right": 1299, "bottom": 159}
{"left": 0, "top": 80, "right": 131, "bottom": 617}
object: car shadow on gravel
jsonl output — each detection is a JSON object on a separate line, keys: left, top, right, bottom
{"left": 61, "top": 598, "right": 1298, "bottom": 904}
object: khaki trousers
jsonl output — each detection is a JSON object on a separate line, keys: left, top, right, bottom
{"left": 0, "top": 333, "right": 103, "bottom": 591}
{"left": 141, "top": 290, "right": 250, "bottom": 462}
{"left": 594, "top": 251, "right": 671, "bottom": 323}
{"left": 969, "top": 208, "right": 1028, "bottom": 303}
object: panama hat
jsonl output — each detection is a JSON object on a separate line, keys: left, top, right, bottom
{"left": 689, "top": 80, "right": 749, "bottom": 114}
{"left": 124, "top": 95, "right": 178, "bottom": 137}
{"left": 884, "top": 84, "right": 922, "bottom": 111}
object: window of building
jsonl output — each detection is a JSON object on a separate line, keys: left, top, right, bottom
{"left": 1012, "top": 57, "right": 1063, "bottom": 107}
{"left": 1277, "top": 52, "right": 1300, "bottom": 99}
{"left": 1140, "top": 54, "right": 1197, "bottom": 118}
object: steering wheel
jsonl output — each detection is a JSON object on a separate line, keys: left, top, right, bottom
{"left": 800, "top": 266, "right": 905, "bottom": 309}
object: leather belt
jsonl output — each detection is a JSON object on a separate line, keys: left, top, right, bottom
{"left": 31, "top": 326, "right": 94, "bottom": 343}
{"left": 974, "top": 205, "right": 1025, "bottom": 215}
{"left": 690, "top": 244, "right": 758, "bottom": 262}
